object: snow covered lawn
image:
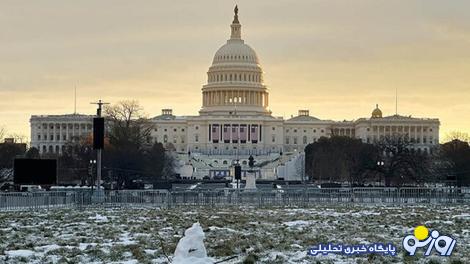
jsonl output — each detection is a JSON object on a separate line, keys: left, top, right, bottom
{"left": 0, "top": 204, "right": 469, "bottom": 263}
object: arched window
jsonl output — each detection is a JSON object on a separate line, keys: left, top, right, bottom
{"left": 48, "top": 146, "right": 53, "bottom": 153}
{"left": 42, "top": 145, "right": 47, "bottom": 153}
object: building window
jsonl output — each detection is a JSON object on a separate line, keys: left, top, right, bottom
{"left": 272, "top": 127, "right": 275, "bottom": 131}
{"left": 63, "top": 135, "right": 66, "bottom": 141}
{"left": 285, "top": 137, "right": 290, "bottom": 144}
{"left": 195, "top": 134, "right": 199, "bottom": 142}
{"left": 303, "top": 136, "right": 307, "bottom": 144}
{"left": 50, "top": 135, "right": 54, "bottom": 141}
{"left": 272, "top": 135, "right": 275, "bottom": 143}
{"left": 37, "top": 134, "right": 41, "bottom": 140}
{"left": 173, "top": 128, "right": 177, "bottom": 132}
{"left": 163, "top": 135, "right": 168, "bottom": 143}
{"left": 294, "top": 137, "right": 298, "bottom": 145}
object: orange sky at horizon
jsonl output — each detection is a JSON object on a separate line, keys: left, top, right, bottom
{"left": 1, "top": 0, "right": 469, "bottom": 142}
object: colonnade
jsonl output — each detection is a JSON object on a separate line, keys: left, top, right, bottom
{"left": 203, "top": 90, "right": 268, "bottom": 107}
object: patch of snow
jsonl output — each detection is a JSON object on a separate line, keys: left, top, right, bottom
{"left": 452, "top": 213, "right": 470, "bottom": 219}
{"left": 34, "top": 244, "right": 61, "bottom": 253}
{"left": 144, "top": 249, "right": 157, "bottom": 255}
{"left": 5, "top": 249, "right": 35, "bottom": 258}
{"left": 89, "top": 213, "right": 109, "bottom": 222}
{"left": 283, "top": 220, "right": 310, "bottom": 227}
{"left": 208, "top": 226, "right": 237, "bottom": 232}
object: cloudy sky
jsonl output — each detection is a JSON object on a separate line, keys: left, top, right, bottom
{"left": 1, "top": 0, "right": 469, "bottom": 141}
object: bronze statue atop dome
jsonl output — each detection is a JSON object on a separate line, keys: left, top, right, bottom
{"left": 233, "top": 5, "right": 239, "bottom": 24}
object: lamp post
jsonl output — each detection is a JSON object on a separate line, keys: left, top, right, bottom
{"left": 89, "top": 159, "right": 96, "bottom": 190}
{"left": 377, "top": 161, "right": 385, "bottom": 186}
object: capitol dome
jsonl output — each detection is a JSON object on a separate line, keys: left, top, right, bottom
{"left": 200, "top": 6, "right": 269, "bottom": 116}
{"left": 212, "top": 40, "right": 259, "bottom": 65}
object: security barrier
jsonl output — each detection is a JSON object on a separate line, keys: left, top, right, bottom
{"left": 0, "top": 187, "right": 469, "bottom": 211}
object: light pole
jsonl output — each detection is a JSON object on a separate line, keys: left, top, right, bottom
{"left": 91, "top": 99, "right": 109, "bottom": 192}
{"left": 89, "top": 159, "right": 96, "bottom": 190}
{"left": 377, "top": 161, "right": 385, "bottom": 186}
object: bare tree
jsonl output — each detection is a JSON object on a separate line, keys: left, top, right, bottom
{"left": 445, "top": 131, "right": 470, "bottom": 143}
{"left": 375, "top": 135, "right": 432, "bottom": 186}
{"left": 8, "top": 133, "right": 28, "bottom": 144}
{"left": 0, "top": 125, "right": 6, "bottom": 141}
{"left": 105, "top": 100, "right": 154, "bottom": 148}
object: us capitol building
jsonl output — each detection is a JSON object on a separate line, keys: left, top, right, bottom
{"left": 30, "top": 7, "right": 440, "bottom": 180}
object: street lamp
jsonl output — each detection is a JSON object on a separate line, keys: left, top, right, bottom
{"left": 89, "top": 160, "right": 97, "bottom": 189}
{"left": 377, "top": 161, "right": 385, "bottom": 186}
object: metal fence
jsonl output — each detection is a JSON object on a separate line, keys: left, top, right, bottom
{"left": 0, "top": 191, "right": 77, "bottom": 211}
{"left": 1, "top": 187, "right": 469, "bottom": 211}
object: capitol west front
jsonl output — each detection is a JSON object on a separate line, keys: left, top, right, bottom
{"left": 30, "top": 7, "right": 440, "bottom": 180}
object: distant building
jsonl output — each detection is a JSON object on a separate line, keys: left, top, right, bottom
{"left": 0, "top": 138, "right": 27, "bottom": 153}
{"left": 29, "top": 7, "right": 440, "bottom": 179}
{"left": 30, "top": 114, "right": 94, "bottom": 154}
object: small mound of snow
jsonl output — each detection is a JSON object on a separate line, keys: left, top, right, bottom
{"left": 6, "top": 249, "right": 35, "bottom": 258}
{"left": 88, "top": 214, "right": 108, "bottom": 222}
{"left": 173, "top": 222, "right": 214, "bottom": 264}
{"left": 283, "top": 220, "right": 310, "bottom": 227}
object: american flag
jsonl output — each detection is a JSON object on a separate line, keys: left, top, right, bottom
{"left": 223, "top": 125, "right": 231, "bottom": 141}
{"left": 212, "top": 124, "right": 220, "bottom": 141}
{"left": 251, "top": 125, "right": 258, "bottom": 141}
{"left": 240, "top": 125, "right": 247, "bottom": 141}
{"left": 231, "top": 125, "right": 239, "bottom": 140}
